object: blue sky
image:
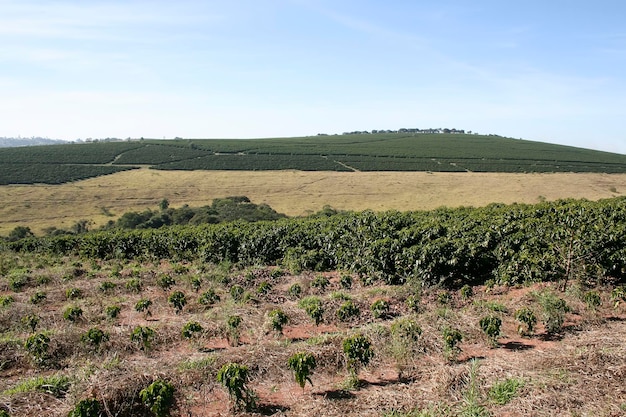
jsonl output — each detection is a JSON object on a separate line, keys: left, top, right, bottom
{"left": 1, "top": 0, "right": 626, "bottom": 154}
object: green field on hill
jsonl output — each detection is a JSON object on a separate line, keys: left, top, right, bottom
{"left": 1, "top": 133, "right": 626, "bottom": 184}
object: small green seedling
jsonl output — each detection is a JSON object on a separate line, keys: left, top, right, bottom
{"left": 287, "top": 352, "right": 317, "bottom": 391}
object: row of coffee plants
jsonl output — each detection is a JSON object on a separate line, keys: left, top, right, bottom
{"left": 7, "top": 197, "right": 625, "bottom": 289}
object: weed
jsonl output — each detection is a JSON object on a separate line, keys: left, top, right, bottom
{"left": 230, "top": 284, "right": 244, "bottom": 302}
{"left": 217, "top": 363, "right": 257, "bottom": 411}
{"left": 178, "top": 356, "right": 216, "bottom": 371}
{"left": 459, "top": 359, "right": 489, "bottom": 417}
{"left": 257, "top": 281, "right": 272, "bottom": 295}
{"left": 66, "top": 287, "right": 82, "bottom": 300}
{"left": 140, "top": 379, "right": 175, "bottom": 417}
{"left": 125, "top": 278, "right": 142, "bottom": 293}
{"left": 437, "top": 291, "right": 451, "bottom": 305}
{"left": 8, "top": 272, "right": 29, "bottom": 292}
{"left": 405, "top": 294, "right": 421, "bottom": 313}
{"left": 21, "top": 314, "right": 40, "bottom": 332}
{"left": 460, "top": 284, "right": 474, "bottom": 300}
{"left": 287, "top": 352, "right": 316, "bottom": 390}
{"left": 488, "top": 377, "right": 524, "bottom": 405}
{"left": 0, "top": 295, "right": 15, "bottom": 308}
{"left": 331, "top": 291, "right": 352, "bottom": 300}
{"left": 2, "top": 374, "right": 71, "bottom": 398}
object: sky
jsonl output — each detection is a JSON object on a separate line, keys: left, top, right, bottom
{"left": 1, "top": 0, "right": 626, "bottom": 154}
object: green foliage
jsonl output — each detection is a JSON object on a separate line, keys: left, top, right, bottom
{"left": 139, "top": 379, "right": 175, "bottom": 417}
{"left": 8, "top": 272, "right": 29, "bottom": 292}
{"left": 479, "top": 316, "right": 502, "bottom": 346}
{"left": 226, "top": 315, "right": 242, "bottom": 346}
{"left": 405, "top": 294, "right": 421, "bottom": 313}
{"left": 135, "top": 299, "right": 153, "bottom": 316}
{"left": 63, "top": 306, "right": 83, "bottom": 322}
{"left": 287, "top": 352, "right": 317, "bottom": 389}
{"left": 256, "top": 281, "right": 272, "bottom": 295}
{"left": 198, "top": 288, "right": 220, "bottom": 306}
{"left": 81, "top": 327, "right": 109, "bottom": 348}
{"left": 3, "top": 374, "right": 71, "bottom": 398}
{"left": 299, "top": 296, "right": 324, "bottom": 325}
{"left": 459, "top": 360, "right": 490, "bottom": 417}
{"left": 157, "top": 274, "right": 176, "bottom": 291}
{"left": 442, "top": 327, "right": 463, "bottom": 360}
{"left": 311, "top": 275, "right": 330, "bottom": 292}
{"left": 24, "top": 332, "right": 50, "bottom": 365}
{"left": 105, "top": 305, "right": 121, "bottom": 319}
{"left": 125, "top": 278, "right": 142, "bottom": 293}
{"left": 339, "top": 273, "right": 353, "bottom": 289}
{"left": 460, "top": 284, "right": 474, "bottom": 300}
{"left": 68, "top": 398, "right": 102, "bottom": 417}
{"left": 288, "top": 283, "right": 302, "bottom": 299}
{"left": 230, "top": 285, "right": 244, "bottom": 302}
{"left": 181, "top": 321, "right": 203, "bottom": 339}
{"left": 217, "top": 363, "right": 257, "bottom": 411}
{"left": 488, "top": 378, "right": 524, "bottom": 405}
{"left": 342, "top": 333, "right": 374, "bottom": 374}
{"left": 391, "top": 318, "right": 422, "bottom": 346}
{"left": 514, "top": 307, "right": 537, "bottom": 336}
{"left": 29, "top": 291, "right": 47, "bottom": 304}
{"left": 190, "top": 276, "right": 202, "bottom": 292}
{"left": 0, "top": 295, "right": 15, "bottom": 308}
{"left": 65, "top": 287, "right": 82, "bottom": 300}
{"left": 535, "top": 291, "right": 570, "bottom": 334}
{"left": 437, "top": 291, "right": 451, "bottom": 305}
{"left": 268, "top": 309, "right": 288, "bottom": 334}
{"left": 370, "top": 299, "right": 391, "bottom": 319}
{"left": 168, "top": 291, "right": 187, "bottom": 313}
{"left": 612, "top": 286, "right": 626, "bottom": 308}
{"left": 130, "top": 326, "right": 156, "bottom": 351}
{"left": 582, "top": 290, "right": 601, "bottom": 310}
{"left": 337, "top": 300, "right": 360, "bottom": 321}
{"left": 21, "top": 314, "right": 40, "bottom": 332}
{"left": 99, "top": 281, "right": 116, "bottom": 293}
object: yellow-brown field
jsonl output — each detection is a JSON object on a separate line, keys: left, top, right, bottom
{"left": 1, "top": 169, "right": 625, "bottom": 235}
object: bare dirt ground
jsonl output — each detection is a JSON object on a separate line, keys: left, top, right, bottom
{"left": 1, "top": 258, "right": 625, "bottom": 417}
{"left": 0, "top": 170, "right": 624, "bottom": 235}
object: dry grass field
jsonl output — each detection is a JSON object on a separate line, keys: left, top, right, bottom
{"left": 0, "top": 169, "right": 625, "bottom": 235}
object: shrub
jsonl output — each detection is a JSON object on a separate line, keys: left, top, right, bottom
{"left": 227, "top": 315, "right": 242, "bottom": 346}
{"left": 190, "top": 276, "right": 202, "bottom": 292}
{"left": 181, "top": 321, "right": 203, "bottom": 339}
{"left": 22, "top": 314, "right": 40, "bottom": 332}
{"left": 514, "top": 307, "right": 537, "bottom": 336}
{"left": 299, "top": 296, "right": 324, "bottom": 325}
{"left": 582, "top": 290, "right": 601, "bottom": 310}
{"left": 288, "top": 283, "right": 302, "bottom": 299}
{"left": 342, "top": 334, "right": 374, "bottom": 388}
{"left": 63, "top": 306, "right": 83, "bottom": 322}
{"left": 105, "top": 305, "right": 121, "bottom": 319}
{"left": 337, "top": 300, "right": 360, "bottom": 321}
{"left": 405, "top": 294, "right": 421, "bottom": 313}
{"left": 30, "top": 291, "right": 47, "bottom": 304}
{"left": 68, "top": 398, "right": 102, "bottom": 417}
{"left": 0, "top": 295, "right": 15, "bottom": 308}
{"left": 437, "top": 291, "right": 451, "bottom": 305}
{"left": 8, "top": 273, "right": 29, "bottom": 292}
{"left": 390, "top": 318, "right": 422, "bottom": 346}
{"left": 230, "top": 285, "right": 244, "bottom": 302}
{"left": 311, "top": 274, "right": 330, "bottom": 292}
{"left": 479, "top": 316, "right": 502, "bottom": 346}
{"left": 287, "top": 352, "right": 317, "bottom": 390}
{"left": 168, "top": 291, "right": 187, "bottom": 313}
{"left": 81, "top": 327, "right": 110, "bottom": 349}
{"left": 460, "top": 284, "right": 474, "bottom": 299}
{"left": 442, "top": 327, "right": 463, "bottom": 361}
{"left": 370, "top": 299, "right": 390, "bottom": 319}
{"left": 24, "top": 332, "right": 50, "bottom": 365}
{"left": 99, "top": 281, "right": 116, "bottom": 293}
{"left": 130, "top": 326, "right": 156, "bottom": 351}
{"left": 339, "top": 274, "right": 353, "bottom": 289}
{"left": 157, "top": 274, "right": 176, "bottom": 291}
{"left": 217, "top": 363, "right": 257, "bottom": 411}
{"left": 536, "top": 291, "right": 570, "bottom": 334}
{"left": 125, "top": 278, "right": 142, "bottom": 293}
{"left": 65, "top": 287, "right": 82, "bottom": 300}
{"left": 140, "top": 379, "right": 175, "bottom": 417}
{"left": 268, "top": 309, "right": 289, "bottom": 334}
{"left": 198, "top": 288, "right": 220, "bottom": 306}
{"left": 256, "top": 281, "right": 272, "bottom": 295}
{"left": 135, "top": 298, "right": 153, "bottom": 317}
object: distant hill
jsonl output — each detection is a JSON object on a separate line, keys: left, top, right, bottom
{"left": 0, "top": 133, "right": 625, "bottom": 185}
{"left": 0, "top": 137, "right": 67, "bottom": 148}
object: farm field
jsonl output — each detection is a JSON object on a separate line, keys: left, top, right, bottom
{"left": 0, "top": 169, "right": 624, "bottom": 236}
{"left": 1, "top": 196, "right": 626, "bottom": 416}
